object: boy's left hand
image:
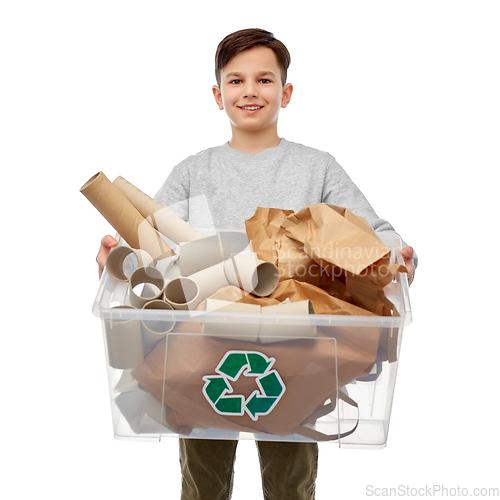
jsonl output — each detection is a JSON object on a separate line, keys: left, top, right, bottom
{"left": 400, "top": 246, "right": 415, "bottom": 285}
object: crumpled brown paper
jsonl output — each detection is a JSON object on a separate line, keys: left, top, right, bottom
{"left": 277, "top": 203, "right": 390, "bottom": 275}
{"left": 245, "top": 206, "right": 337, "bottom": 286}
{"left": 192, "top": 280, "right": 377, "bottom": 317}
{"left": 245, "top": 207, "right": 293, "bottom": 265}
{"left": 269, "top": 279, "right": 377, "bottom": 316}
{"left": 245, "top": 203, "right": 407, "bottom": 317}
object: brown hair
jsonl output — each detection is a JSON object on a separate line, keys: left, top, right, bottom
{"left": 215, "top": 28, "right": 291, "bottom": 87}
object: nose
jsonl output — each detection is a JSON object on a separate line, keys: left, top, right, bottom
{"left": 242, "top": 81, "right": 258, "bottom": 98}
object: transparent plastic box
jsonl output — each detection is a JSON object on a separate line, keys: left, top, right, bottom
{"left": 92, "top": 232, "right": 411, "bottom": 449}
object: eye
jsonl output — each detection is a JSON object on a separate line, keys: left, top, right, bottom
{"left": 229, "top": 79, "right": 242, "bottom": 85}
{"left": 260, "top": 79, "right": 272, "bottom": 84}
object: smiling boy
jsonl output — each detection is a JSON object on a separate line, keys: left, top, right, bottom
{"left": 212, "top": 44, "right": 292, "bottom": 154}
{"left": 97, "top": 28, "right": 416, "bottom": 500}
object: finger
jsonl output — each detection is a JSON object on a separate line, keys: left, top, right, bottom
{"left": 96, "top": 248, "right": 107, "bottom": 279}
{"left": 401, "top": 245, "right": 414, "bottom": 260}
{"left": 400, "top": 246, "right": 415, "bottom": 285}
{"left": 405, "top": 261, "right": 415, "bottom": 285}
{"left": 101, "top": 234, "right": 118, "bottom": 249}
{"left": 96, "top": 245, "right": 109, "bottom": 267}
{"left": 96, "top": 235, "right": 118, "bottom": 279}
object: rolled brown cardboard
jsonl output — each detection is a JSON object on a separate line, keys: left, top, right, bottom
{"left": 129, "top": 266, "right": 165, "bottom": 308}
{"left": 80, "top": 172, "right": 174, "bottom": 261}
{"left": 187, "top": 261, "right": 229, "bottom": 308}
{"left": 223, "top": 254, "right": 279, "bottom": 297}
{"left": 178, "top": 238, "right": 231, "bottom": 276}
{"left": 106, "top": 246, "right": 154, "bottom": 281}
{"left": 202, "top": 299, "right": 261, "bottom": 341}
{"left": 163, "top": 277, "right": 200, "bottom": 310}
{"left": 104, "top": 306, "right": 144, "bottom": 369}
{"left": 113, "top": 175, "right": 205, "bottom": 244}
{"left": 141, "top": 300, "right": 175, "bottom": 355}
{"left": 259, "top": 300, "right": 317, "bottom": 343}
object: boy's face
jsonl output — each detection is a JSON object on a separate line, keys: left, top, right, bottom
{"left": 213, "top": 46, "right": 292, "bottom": 134}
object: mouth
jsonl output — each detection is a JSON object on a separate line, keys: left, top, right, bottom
{"left": 238, "top": 105, "right": 264, "bottom": 111}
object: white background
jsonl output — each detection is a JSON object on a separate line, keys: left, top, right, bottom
{"left": 1, "top": 1, "right": 499, "bottom": 498}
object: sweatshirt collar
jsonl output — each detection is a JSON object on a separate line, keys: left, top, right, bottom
{"left": 221, "top": 138, "right": 289, "bottom": 161}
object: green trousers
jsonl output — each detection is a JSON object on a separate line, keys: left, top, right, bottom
{"left": 179, "top": 438, "right": 318, "bottom": 500}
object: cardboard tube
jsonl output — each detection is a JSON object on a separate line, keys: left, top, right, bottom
{"left": 163, "top": 277, "right": 200, "bottom": 310}
{"left": 104, "top": 306, "right": 144, "bottom": 369}
{"left": 129, "top": 266, "right": 165, "bottom": 308}
{"left": 141, "top": 300, "right": 176, "bottom": 355}
{"left": 178, "top": 238, "right": 231, "bottom": 276}
{"left": 113, "top": 175, "right": 205, "bottom": 244}
{"left": 202, "top": 299, "right": 261, "bottom": 341}
{"left": 106, "top": 246, "right": 153, "bottom": 281}
{"left": 80, "top": 172, "right": 174, "bottom": 261}
{"left": 259, "top": 300, "right": 317, "bottom": 343}
{"left": 188, "top": 261, "right": 230, "bottom": 308}
{"left": 223, "top": 254, "right": 279, "bottom": 296}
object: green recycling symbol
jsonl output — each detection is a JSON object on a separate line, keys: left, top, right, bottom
{"left": 202, "top": 351, "right": 286, "bottom": 421}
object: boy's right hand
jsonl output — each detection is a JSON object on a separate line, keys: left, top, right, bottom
{"left": 96, "top": 235, "right": 118, "bottom": 279}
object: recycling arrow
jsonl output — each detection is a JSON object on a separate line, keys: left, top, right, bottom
{"left": 247, "top": 352, "right": 273, "bottom": 375}
{"left": 215, "top": 395, "right": 244, "bottom": 415}
{"left": 245, "top": 392, "right": 277, "bottom": 419}
{"left": 203, "top": 376, "right": 230, "bottom": 403}
{"left": 217, "top": 352, "right": 248, "bottom": 380}
{"left": 202, "top": 350, "right": 286, "bottom": 421}
{"left": 258, "top": 371, "right": 283, "bottom": 397}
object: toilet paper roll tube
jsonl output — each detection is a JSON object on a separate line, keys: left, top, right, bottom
{"left": 163, "top": 277, "right": 200, "bottom": 310}
{"left": 104, "top": 306, "right": 144, "bottom": 369}
{"left": 202, "top": 299, "right": 261, "bottom": 341}
{"left": 106, "top": 246, "right": 154, "bottom": 281}
{"left": 223, "top": 254, "right": 279, "bottom": 297}
{"left": 141, "top": 300, "right": 176, "bottom": 355}
{"left": 80, "top": 172, "right": 174, "bottom": 262}
{"left": 113, "top": 175, "right": 205, "bottom": 244}
{"left": 187, "top": 261, "right": 230, "bottom": 308}
{"left": 178, "top": 238, "right": 231, "bottom": 276}
{"left": 129, "top": 266, "right": 165, "bottom": 308}
{"left": 259, "top": 300, "right": 317, "bottom": 343}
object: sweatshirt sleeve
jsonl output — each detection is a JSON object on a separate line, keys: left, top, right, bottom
{"left": 153, "top": 165, "right": 190, "bottom": 222}
{"left": 322, "top": 156, "right": 418, "bottom": 269}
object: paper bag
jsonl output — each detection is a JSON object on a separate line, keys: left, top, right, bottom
{"left": 279, "top": 203, "right": 390, "bottom": 276}
{"left": 132, "top": 304, "right": 381, "bottom": 440}
{"left": 132, "top": 328, "right": 378, "bottom": 439}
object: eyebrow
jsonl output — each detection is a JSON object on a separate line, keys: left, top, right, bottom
{"left": 225, "top": 71, "right": 277, "bottom": 80}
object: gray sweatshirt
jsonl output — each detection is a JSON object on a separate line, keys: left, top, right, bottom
{"left": 155, "top": 138, "right": 416, "bottom": 267}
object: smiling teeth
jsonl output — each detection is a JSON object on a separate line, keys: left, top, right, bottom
{"left": 241, "top": 106, "right": 261, "bottom": 110}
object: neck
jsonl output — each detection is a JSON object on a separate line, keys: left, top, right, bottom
{"left": 228, "top": 126, "right": 281, "bottom": 155}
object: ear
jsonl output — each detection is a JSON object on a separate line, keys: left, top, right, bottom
{"left": 281, "top": 83, "right": 293, "bottom": 108}
{"left": 212, "top": 85, "right": 224, "bottom": 110}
